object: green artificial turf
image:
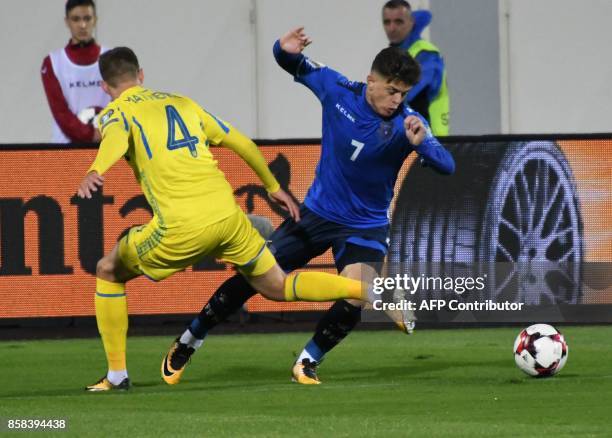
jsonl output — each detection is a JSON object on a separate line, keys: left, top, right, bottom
{"left": 1, "top": 327, "right": 611, "bottom": 437}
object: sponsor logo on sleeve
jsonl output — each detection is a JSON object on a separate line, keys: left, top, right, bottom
{"left": 100, "top": 109, "right": 120, "bottom": 131}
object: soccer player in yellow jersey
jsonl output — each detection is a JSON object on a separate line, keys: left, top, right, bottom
{"left": 78, "top": 47, "right": 373, "bottom": 391}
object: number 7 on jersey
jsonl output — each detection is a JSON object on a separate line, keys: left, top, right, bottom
{"left": 350, "top": 139, "right": 365, "bottom": 161}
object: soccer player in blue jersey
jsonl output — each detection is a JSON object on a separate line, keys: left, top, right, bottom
{"left": 161, "top": 27, "right": 455, "bottom": 385}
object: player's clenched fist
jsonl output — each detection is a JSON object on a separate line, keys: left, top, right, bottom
{"left": 404, "top": 115, "right": 426, "bottom": 146}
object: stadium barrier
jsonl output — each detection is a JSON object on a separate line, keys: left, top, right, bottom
{"left": 0, "top": 135, "right": 610, "bottom": 324}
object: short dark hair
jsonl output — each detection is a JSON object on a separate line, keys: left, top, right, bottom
{"left": 65, "top": 0, "right": 96, "bottom": 16}
{"left": 99, "top": 47, "right": 140, "bottom": 87}
{"left": 371, "top": 47, "right": 420, "bottom": 86}
{"left": 383, "top": 0, "right": 411, "bottom": 11}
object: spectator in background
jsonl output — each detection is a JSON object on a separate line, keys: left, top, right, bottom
{"left": 382, "top": 0, "right": 450, "bottom": 135}
{"left": 41, "top": 0, "right": 108, "bottom": 143}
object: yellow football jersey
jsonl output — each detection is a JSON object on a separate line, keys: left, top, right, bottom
{"left": 91, "top": 86, "right": 246, "bottom": 228}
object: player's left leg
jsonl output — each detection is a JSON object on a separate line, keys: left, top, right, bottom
{"left": 173, "top": 213, "right": 310, "bottom": 350}
{"left": 292, "top": 238, "right": 418, "bottom": 384}
{"left": 292, "top": 243, "right": 382, "bottom": 384}
{"left": 212, "top": 210, "right": 367, "bottom": 303}
{"left": 173, "top": 215, "right": 275, "bottom": 348}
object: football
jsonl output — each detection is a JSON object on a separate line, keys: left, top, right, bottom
{"left": 513, "top": 324, "right": 568, "bottom": 377}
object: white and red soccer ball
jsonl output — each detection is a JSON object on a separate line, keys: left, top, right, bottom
{"left": 513, "top": 324, "right": 568, "bottom": 377}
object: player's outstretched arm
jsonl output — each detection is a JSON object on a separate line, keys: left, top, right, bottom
{"left": 404, "top": 115, "right": 455, "bottom": 175}
{"left": 220, "top": 128, "right": 300, "bottom": 221}
{"left": 220, "top": 129, "right": 279, "bottom": 192}
{"left": 273, "top": 27, "right": 313, "bottom": 76}
{"left": 274, "top": 27, "right": 336, "bottom": 100}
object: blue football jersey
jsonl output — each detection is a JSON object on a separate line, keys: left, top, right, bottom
{"left": 274, "top": 41, "right": 454, "bottom": 228}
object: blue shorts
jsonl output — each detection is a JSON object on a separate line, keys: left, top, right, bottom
{"left": 268, "top": 205, "right": 389, "bottom": 274}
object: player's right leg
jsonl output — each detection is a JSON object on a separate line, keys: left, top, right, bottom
{"left": 86, "top": 233, "right": 141, "bottom": 392}
{"left": 88, "top": 220, "right": 193, "bottom": 392}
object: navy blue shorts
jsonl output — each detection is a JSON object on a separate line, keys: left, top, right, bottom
{"left": 268, "top": 205, "right": 389, "bottom": 274}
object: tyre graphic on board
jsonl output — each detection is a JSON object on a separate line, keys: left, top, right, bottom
{"left": 388, "top": 141, "right": 583, "bottom": 305}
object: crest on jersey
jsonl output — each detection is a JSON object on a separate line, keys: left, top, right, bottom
{"left": 378, "top": 121, "right": 394, "bottom": 140}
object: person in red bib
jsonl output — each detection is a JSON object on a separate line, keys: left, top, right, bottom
{"left": 41, "top": 0, "right": 109, "bottom": 143}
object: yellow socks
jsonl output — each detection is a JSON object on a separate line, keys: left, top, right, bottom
{"left": 284, "top": 272, "right": 365, "bottom": 302}
{"left": 95, "top": 278, "right": 128, "bottom": 372}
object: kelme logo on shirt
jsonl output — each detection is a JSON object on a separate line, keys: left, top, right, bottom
{"left": 335, "top": 103, "right": 355, "bottom": 123}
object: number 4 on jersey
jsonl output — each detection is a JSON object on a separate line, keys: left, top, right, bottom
{"left": 166, "top": 105, "right": 199, "bottom": 157}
